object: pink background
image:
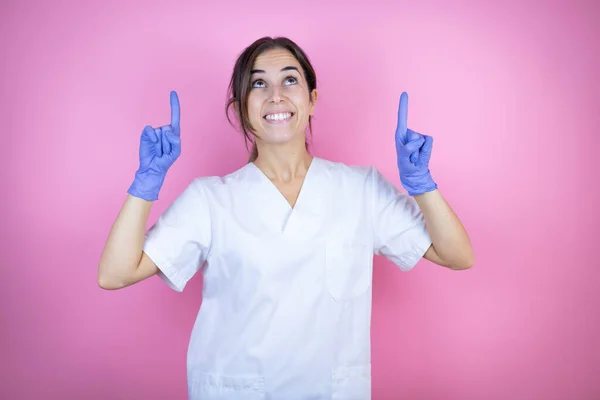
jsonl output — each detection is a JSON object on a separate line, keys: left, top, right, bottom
{"left": 1, "top": 0, "right": 599, "bottom": 399}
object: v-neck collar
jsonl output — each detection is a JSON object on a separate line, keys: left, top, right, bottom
{"left": 240, "top": 156, "right": 330, "bottom": 236}
{"left": 248, "top": 156, "right": 319, "bottom": 211}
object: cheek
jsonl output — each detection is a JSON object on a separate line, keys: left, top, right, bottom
{"left": 246, "top": 96, "right": 262, "bottom": 117}
{"left": 288, "top": 90, "right": 310, "bottom": 113}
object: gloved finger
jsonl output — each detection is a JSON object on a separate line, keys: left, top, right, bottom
{"left": 161, "top": 126, "right": 172, "bottom": 155}
{"left": 420, "top": 135, "right": 434, "bottom": 163}
{"left": 404, "top": 136, "right": 425, "bottom": 155}
{"left": 166, "top": 128, "right": 181, "bottom": 156}
{"left": 407, "top": 128, "right": 421, "bottom": 142}
{"left": 154, "top": 128, "right": 163, "bottom": 157}
{"left": 410, "top": 149, "right": 420, "bottom": 164}
{"left": 395, "top": 92, "right": 409, "bottom": 145}
{"left": 407, "top": 129, "right": 423, "bottom": 163}
{"left": 141, "top": 125, "right": 158, "bottom": 143}
{"left": 170, "top": 90, "right": 180, "bottom": 132}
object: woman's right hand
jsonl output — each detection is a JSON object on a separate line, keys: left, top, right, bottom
{"left": 127, "top": 91, "right": 182, "bottom": 201}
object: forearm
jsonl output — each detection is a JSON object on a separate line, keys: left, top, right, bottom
{"left": 98, "top": 195, "right": 153, "bottom": 287}
{"left": 414, "top": 189, "right": 474, "bottom": 269}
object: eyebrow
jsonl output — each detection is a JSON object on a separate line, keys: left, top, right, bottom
{"left": 250, "top": 66, "right": 299, "bottom": 75}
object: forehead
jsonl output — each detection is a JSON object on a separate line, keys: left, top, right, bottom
{"left": 252, "top": 48, "right": 301, "bottom": 71}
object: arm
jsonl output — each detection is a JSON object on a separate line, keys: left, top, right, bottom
{"left": 97, "top": 195, "right": 158, "bottom": 289}
{"left": 393, "top": 92, "right": 473, "bottom": 270}
{"left": 97, "top": 90, "right": 182, "bottom": 289}
{"left": 414, "top": 190, "right": 474, "bottom": 270}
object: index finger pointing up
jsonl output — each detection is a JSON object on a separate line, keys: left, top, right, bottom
{"left": 170, "top": 90, "right": 180, "bottom": 130}
{"left": 395, "top": 91, "right": 409, "bottom": 145}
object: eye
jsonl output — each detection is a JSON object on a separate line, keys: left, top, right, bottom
{"left": 252, "top": 79, "right": 264, "bottom": 88}
{"left": 284, "top": 76, "right": 298, "bottom": 86}
{"left": 251, "top": 76, "right": 298, "bottom": 89}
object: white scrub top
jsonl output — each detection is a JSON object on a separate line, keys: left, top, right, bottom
{"left": 143, "top": 156, "right": 432, "bottom": 400}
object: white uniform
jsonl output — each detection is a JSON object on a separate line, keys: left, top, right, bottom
{"left": 143, "top": 157, "right": 432, "bottom": 400}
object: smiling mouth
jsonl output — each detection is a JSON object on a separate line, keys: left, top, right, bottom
{"left": 264, "top": 112, "right": 294, "bottom": 123}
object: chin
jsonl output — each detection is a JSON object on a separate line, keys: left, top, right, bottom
{"left": 258, "top": 131, "right": 303, "bottom": 146}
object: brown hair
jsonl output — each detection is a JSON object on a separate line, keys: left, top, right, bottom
{"left": 225, "top": 36, "right": 317, "bottom": 162}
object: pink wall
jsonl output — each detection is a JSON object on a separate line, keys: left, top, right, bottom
{"left": 1, "top": 0, "right": 599, "bottom": 398}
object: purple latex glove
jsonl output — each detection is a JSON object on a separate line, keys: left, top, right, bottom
{"left": 128, "top": 91, "right": 181, "bottom": 201}
{"left": 394, "top": 92, "right": 438, "bottom": 196}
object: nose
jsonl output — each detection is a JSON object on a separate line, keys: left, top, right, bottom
{"left": 268, "top": 85, "right": 283, "bottom": 103}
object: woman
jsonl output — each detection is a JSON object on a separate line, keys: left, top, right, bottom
{"left": 98, "top": 36, "right": 474, "bottom": 400}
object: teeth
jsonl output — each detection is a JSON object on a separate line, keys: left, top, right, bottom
{"left": 265, "top": 112, "right": 292, "bottom": 121}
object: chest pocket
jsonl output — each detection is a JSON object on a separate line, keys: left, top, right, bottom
{"left": 325, "top": 239, "right": 373, "bottom": 301}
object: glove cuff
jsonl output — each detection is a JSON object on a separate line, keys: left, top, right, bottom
{"left": 407, "top": 181, "right": 438, "bottom": 196}
{"left": 401, "top": 171, "right": 438, "bottom": 196}
{"left": 127, "top": 172, "right": 166, "bottom": 202}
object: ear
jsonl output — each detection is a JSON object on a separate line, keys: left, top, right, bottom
{"left": 309, "top": 89, "right": 318, "bottom": 116}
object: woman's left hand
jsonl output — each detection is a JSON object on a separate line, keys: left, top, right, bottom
{"left": 395, "top": 91, "right": 438, "bottom": 196}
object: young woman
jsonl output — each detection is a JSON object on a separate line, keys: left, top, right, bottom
{"left": 98, "top": 36, "right": 474, "bottom": 400}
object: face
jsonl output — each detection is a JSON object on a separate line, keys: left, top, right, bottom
{"left": 246, "top": 48, "right": 317, "bottom": 146}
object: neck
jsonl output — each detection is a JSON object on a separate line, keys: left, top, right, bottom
{"left": 253, "top": 140, "right": 312, "bottom": 182}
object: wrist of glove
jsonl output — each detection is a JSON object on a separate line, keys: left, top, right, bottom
{"left": 399, "top": 167, "right": 438, "bottom": 196}
{"left": 127, "top": 170, "right": 167, "bottom": 202}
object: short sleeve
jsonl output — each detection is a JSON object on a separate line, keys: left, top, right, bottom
{"left": 142, "top": 178, "right": 212, "bottom": 292}
{"left": 370, "top": 167, "right": 432, "bottom": 271}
